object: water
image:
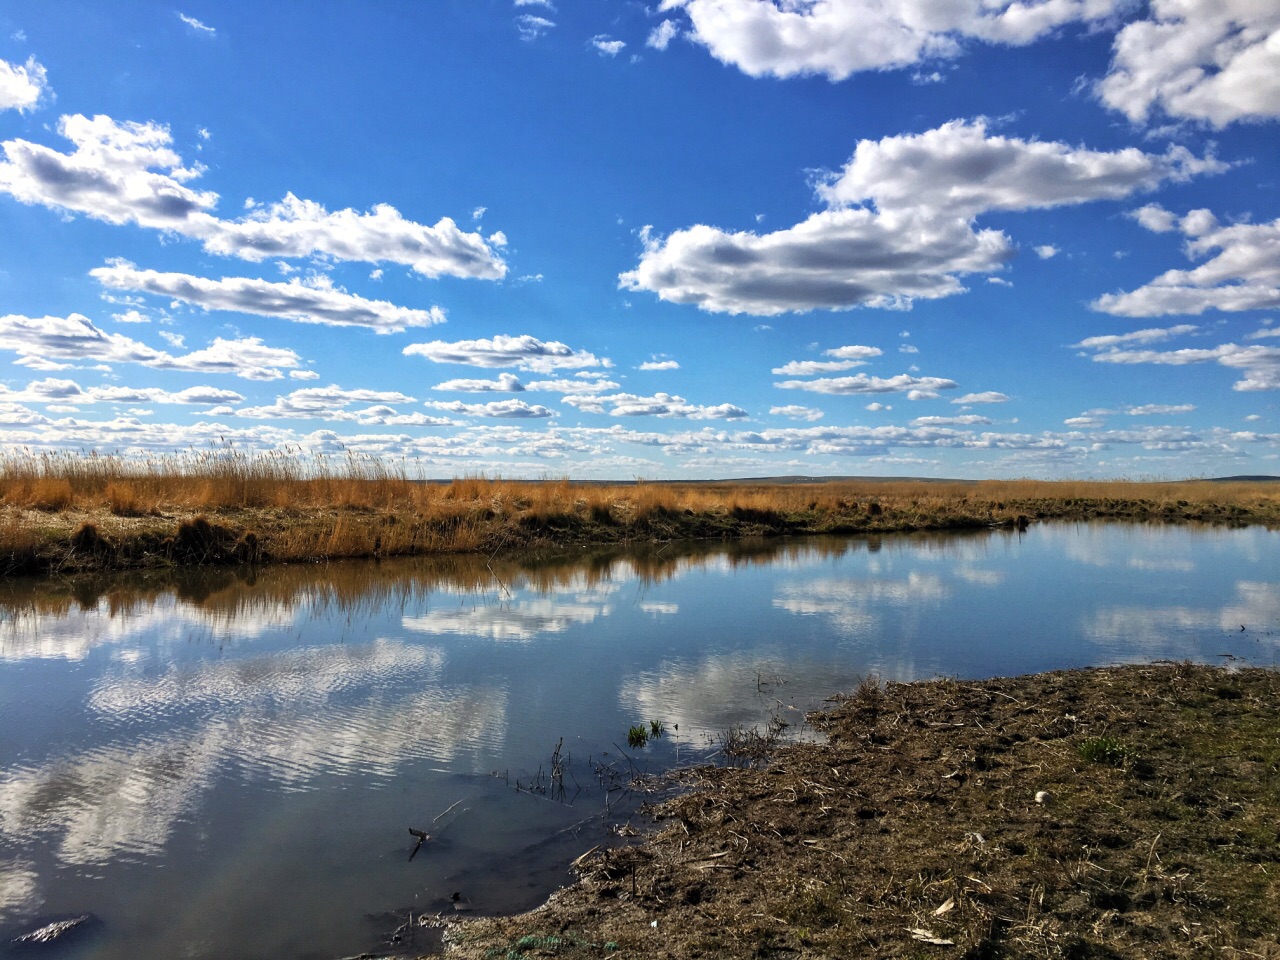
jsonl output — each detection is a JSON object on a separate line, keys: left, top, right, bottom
{"left": 0, "top": 524, "right": 1277, "bottom": 958}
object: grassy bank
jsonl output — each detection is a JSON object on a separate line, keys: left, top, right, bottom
{"left": 2, "top": 450, "right": 1279, "bottom": 574}
{"left": 444, "top": 662, "right": 1280, "bottom": 959}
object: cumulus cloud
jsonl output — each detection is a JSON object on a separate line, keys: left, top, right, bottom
{"left": 234, "top": 386, "right": 420, "bottom": 421}
{"left": 0, "top": 379, "right": 243, "bottom": 406}
{"left": 775, "top": 372, "right": 958, "bottom": 398}
{"left": 0, "top": 56, "right": 50, "bottom": 113}
{"left": 639, "top": 359, "right": 680, "bottom": 371}
{"left": 434, "top": 372, "right": 526, "bottom": 392}
{"left": 910, "top": 414, "right": 993, "bottom": 426}
{"left": 591, "top": 35, "right": 626, "bottom": 56}
{"left": 814, "top": 120, "right": 1222, "bottom": 216}
{"left": 1086, "top": 342, "right": 1280, "bottom": 391}
{"left": 403, "top": 334, "right": 609, "bottom": 373}
{"left": 0, "top": 115, "right": 507, "bottom": 279}
{"left": 951, "top": 391, "right": 1010, "bottom": 404}
{"left": 1127, "top": 403, "right": 1195, "bottom": 415}
{"left": 0, "top": 313, "right": 301, "bottom": 380}
{"left": 523, "top": 377, "right": 621, "bottom": 394}
{"left": 772, "top": 359, "right": 866, "bottom": 375}
{"left": 770, "top": 404, "right": 824, "bottom": 421}
{"left": 772, "top": 344, "right": 883, "bottom": 375}
{"left": 1098, "top": 0, "right": 1280, "bottom": 127}
{"left": 424, "top": 399, "right": 556, "bottom": 418}
{"left": 564, "top": 392, "right": 748, "bottom": 419}
{"left": 1071, "top": 324, "right": 1198, "bottom": 349}
{"left": 1092, "top": 209, "right": 1280, "bottom": 317}
{"left": 1035, "top": 244, "right": 1059, "bottom": 258}
{"left": 91, "top": 260, "right": 446, "bottom": 332}
{"left": 659, "top": 0, "right": 1130, "bottom": 80}
{"left": 621, "top": 119, "right": 1222, "bottom": 316}
{"left": 826, "top": 345, "right": 884, "bottom": 360}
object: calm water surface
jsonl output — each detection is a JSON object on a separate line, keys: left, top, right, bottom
{"left": 1, "top": 524, "right": 1277, "bottom": 958}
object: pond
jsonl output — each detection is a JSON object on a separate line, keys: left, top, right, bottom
{"left": 1, "top": 523, "right": 1277, "bottom": 958}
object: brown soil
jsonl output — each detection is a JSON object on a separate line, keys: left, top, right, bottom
{"left": 442, "top": 663, "right": 1280, "bottom": 959}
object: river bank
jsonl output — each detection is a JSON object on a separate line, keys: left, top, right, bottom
{"left": 4, "top": 476, "right": 1279, "bottom": 575}
{"left": 442, "top": 662, "right": 1280, "bottom": 959}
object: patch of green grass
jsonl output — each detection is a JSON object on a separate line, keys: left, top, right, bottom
{"left": 1078, "top": 735, "right": 1129, "bottom": 766}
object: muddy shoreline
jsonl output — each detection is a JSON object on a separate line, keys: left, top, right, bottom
{"left": 441, "top": 663, "right": 1280, "bottom": 959}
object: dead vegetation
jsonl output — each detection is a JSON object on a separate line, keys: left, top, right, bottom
{"left": 445, "top": 663, "right": 1280, "bottom": 959}
{"left": 1, "top": 449, "right": 1279, "bottom": 575}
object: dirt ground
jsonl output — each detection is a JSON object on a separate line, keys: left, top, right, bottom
{"left": 440, "top": 662, "right": 1280, "bottom": 959}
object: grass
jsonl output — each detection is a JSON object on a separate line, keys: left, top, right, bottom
{"left": 2, "top": 447, "right": 1279, "bottom": 574}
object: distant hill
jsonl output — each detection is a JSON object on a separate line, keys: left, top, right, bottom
{"left": 1204, "top": 475, "right": 1280, "bottom": 483}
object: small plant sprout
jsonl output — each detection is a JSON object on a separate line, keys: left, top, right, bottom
{"left": 626, "top": 720, "right": 666, "bottom": 749}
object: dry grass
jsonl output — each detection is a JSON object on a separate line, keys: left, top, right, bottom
{"left": 1, "top": 448, "right": 1277, "bottom": 573}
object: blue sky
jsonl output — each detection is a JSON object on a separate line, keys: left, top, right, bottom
{"left": 1, "top": 1, "right": 1278, "bottom": 479}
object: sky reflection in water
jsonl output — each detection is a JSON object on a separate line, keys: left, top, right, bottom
{"left": 0, "top": 524, "right": 1276, "bottom": 958}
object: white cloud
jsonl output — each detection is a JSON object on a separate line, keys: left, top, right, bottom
{"left": 910, "top": 414, "right": 993, "bottom": 426}
{"left": 1088, "top": 342, "right": 1280, "bottom": 391}
{"left": 0, "top": 56, "right": 50, "bottom": 113}
{"left": 235, "top": 386, "right": 416, "bottom": 420}
{"left": 827, "top": 345, "right": 883, "bottom": 360}
{"left": 648, "top": 20, "right": 680, "bottom": 50}
{"left": 1092, "top": 211, "right": 1280, "bottom": 317}
{"left": 0, "top": 379, "right": 244, "bottom": 407}
{"left": 899, "top": 343, "right": 920, "bottom": 352}
{"left": 775, "top": 372, "right": 958, "bottom": 398}
{"left": 865, "top": 402, "right": 890, "bottom": 411}
{"left": 772, "top": 359, "right": 865, "bottom": 375}
{"left": 0, "top": 313, "right": 300, "bottom": 380}
{"left": 1072, "top": 323, "right": 1198, "bottom": 349}
{"left": 290, "top": 369, "right": 320, "bottom": 381}
{"left": 434, "top": 372, "right": 525, "bottom": 392}
{"left": 987, "top": 276, "right": 1013, "bottom": 287}
{"left": 591, "top": 35, "right": 626, "bottom": 56}
{"left": 564, "top": 392, "right": 748, "bottom": 419}
{"left": 1098, "top": 0, "right": 1280, "bottom": 127}
{"left": 814, "top": 120, "right": 1223, "bottom": 216}
{"left": 659, "top": 0, "right": 1130, "bottom": 81}
{"left": 424, "top": 399, "right": 556, "bottom": 419}
{"left": 951, "top": 391, "right": 1010, "bottom": 404}
{"left": 770, "top": 404, "right": 824, "bottom": 421}
{"left": 153, "top": 337, "right": 302, "bottom": 381}
{"left": 1127, "top": 403, "right": 1195, "bottom": 415}
{"left": 621, "top": 119, "right": 1222, "bottom": 316}
{"left": 523, "top": 377, "right": 621, "bottom": 394}
{"left": 1129, "top": 202, "right": 1180, "bottom": 233}
{"left": 1034, "top": 244, "right": 1059, "bottom": 258}
{"left": 91, "top": 260, "right": 446, "bottom": 333}
{"left": 0, "top": 115, "right": 507, "bottom": 279}
{"left": 639, "top": 359, "right": 680, "bottom": 371}
{"left": 403, "top": 334, "right": 609, "bottom": 373}
{"left": 177, "top": 13, "right": 216, "bottom": 36}
{"left": 516, "top": 14, "right": 555, "bottom": 40}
